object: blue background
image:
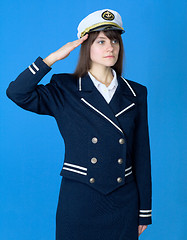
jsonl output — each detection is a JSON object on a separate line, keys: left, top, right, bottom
{"left": 0, "top": 0, "right": 186, "bottom": 239}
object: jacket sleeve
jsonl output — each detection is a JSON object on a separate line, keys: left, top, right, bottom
{"left": 6, "top": 56, "right": 63, "bottom": 116}
{"left": 132, "top": 86, "right": 152, "bottom": 225}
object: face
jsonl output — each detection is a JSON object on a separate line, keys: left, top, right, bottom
{"left": 90, "top": 31, "right": 120, "bottom": 68}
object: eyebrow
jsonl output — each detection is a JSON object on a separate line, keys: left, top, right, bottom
{"left": 96, "top": 37, "right": 107, "bottom": 39}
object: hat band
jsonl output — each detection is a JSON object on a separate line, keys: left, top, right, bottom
{"left": 80, "top": 22, "right": 124, "bottom": 38}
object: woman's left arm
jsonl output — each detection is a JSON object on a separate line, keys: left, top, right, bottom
{"left": 132, "top": 86, "right": 152, "bottom": 226}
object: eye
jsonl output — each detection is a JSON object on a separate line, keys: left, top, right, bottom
{"left": 98, "top": 40, "right": 105, "bottom": 44}
{"left": 112, "top": 39, "right": 119, "bottom": 44}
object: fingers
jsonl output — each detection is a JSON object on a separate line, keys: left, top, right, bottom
{"left": 138, "top": 225, "right": 147, "bottom": 236}
{"left": 138, "top": 225, "right": 143, "bottom": 236}
{"left": 80, "top": 34, "right": 89, "bottom": 43}
{"left": 66, "top": 34, "right": 89, "bottom": 52}
{"left": 54, "top": 34, "right": 89, "bottom": 61}
{"left": 72, "top": 34, "right": 89, "bottom": 47}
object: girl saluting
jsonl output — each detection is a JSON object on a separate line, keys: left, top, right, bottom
{"left": 6, "top": 9, "right": 152, "bottom": 240}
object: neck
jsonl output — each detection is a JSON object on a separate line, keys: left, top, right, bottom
{"left": 89, "top": 64, "right": 114, "bottom": 86}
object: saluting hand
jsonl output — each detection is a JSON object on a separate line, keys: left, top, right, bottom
{"left": 43, "top": 34, "right": 89, "bottom": 67}
{"left": 54, "top": 34, "right": 89, "bottom": 60}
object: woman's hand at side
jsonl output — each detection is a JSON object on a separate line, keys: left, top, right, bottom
{"left": 138, "top": 225, "right": 147, "bottom": 236}
{"left": 43, "top": 34, "right": 89, "bottom": 67}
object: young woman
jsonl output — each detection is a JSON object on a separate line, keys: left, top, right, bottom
{"left": 6, "top": 9, "right": 152, "bottom": 240}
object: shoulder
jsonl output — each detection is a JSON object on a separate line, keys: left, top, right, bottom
{"left": 50, "top": 73, "right": 77, "bottom": 82}
{"left": 49, "top": 73, "right": 78, "bottom": 89}
{"left": 124, "top": 77, "right": 148, "bottom": 98}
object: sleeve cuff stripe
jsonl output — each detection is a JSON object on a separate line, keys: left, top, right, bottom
{"left": 32, "top": 62, "right": 39, "bottom": 71}
{"left": 139, "top": 214, "right": 152, "bottom": 217}
{"left": 28, "top": 66, "right": 36, "bottom": 74}
{"left": 28, "top": 63, "right": 40, "bottom": 75}
{"left": 139, "top": 210, "right": 152, "bottom": 213}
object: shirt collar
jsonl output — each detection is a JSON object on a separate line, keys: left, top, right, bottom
{"left": 88, "top": 69, "right": 118, "bottom": 90}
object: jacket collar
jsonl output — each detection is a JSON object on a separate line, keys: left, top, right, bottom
{"left": 78, "top": 73, "right": 137, "bottom": 136}
{"left": 78, "top": 73, "right": 136, "bottom": 96}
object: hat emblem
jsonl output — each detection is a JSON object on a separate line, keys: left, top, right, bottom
{"left": 101, "top": 11, "right": 115, "bottom": 21}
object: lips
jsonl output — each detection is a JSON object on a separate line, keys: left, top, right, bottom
{"left": 104, "top": 56, "right": 114, "bottom": 58}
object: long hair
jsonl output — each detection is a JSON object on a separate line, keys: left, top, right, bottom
{"left": 72, "top": 30, "right": 124, "bottom": 78}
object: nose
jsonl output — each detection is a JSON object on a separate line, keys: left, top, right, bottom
{"left": 106, "top": 42, "right": 114, "bottom": 51}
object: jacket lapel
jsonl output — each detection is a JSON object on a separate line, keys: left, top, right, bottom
{"left": 78, "top": 74, "right": 137, "bottom": 136}
{"left": 108, "top": 75, "right": 137, "bottom": 117}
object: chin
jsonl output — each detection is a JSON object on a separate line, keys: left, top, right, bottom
{"left": 104, "top": 62, "right": 117, "bottom": 67}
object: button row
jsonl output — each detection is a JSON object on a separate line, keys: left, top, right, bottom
{"left": 92, "top": 137, "right": 125, "bottom": 144}
{"left": 89, "top": 177, "right": 124, "bottom": 184}
{"left": 90, "top": 157, "right": 123, "bottom": 164}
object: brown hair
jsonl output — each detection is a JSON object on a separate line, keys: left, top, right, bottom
{"left": 72, "top": 30, "right": 124, "bottom": 78}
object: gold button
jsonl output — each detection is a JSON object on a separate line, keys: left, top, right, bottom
{"left": 90, "top": 178, "right": 95, "bottom": 183}
{"left": 119, "top": 138, "right": 125, "bottom": 144}
{"left": 92, "top": 137, "right": 98, "bottom": 144}
{"left": 117, "top": 177, "right": 122, "bottom": 183}
{"left": 118, "top": 158, "right": 123, "bottom": 164}
{"left": 91, "top": 157, "right": 97, "bottom": 164}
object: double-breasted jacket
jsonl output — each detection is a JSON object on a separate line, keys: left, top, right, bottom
{"left": 6, "top": 56, "right": 152, "bottom": 225}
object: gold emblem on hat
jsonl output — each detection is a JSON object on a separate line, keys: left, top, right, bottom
{"left": 101, "top": 11, "right": 115, "bottom": 21}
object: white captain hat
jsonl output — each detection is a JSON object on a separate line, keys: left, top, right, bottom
{"left": 77, "top": 9, "right": 125, "bottom": 38}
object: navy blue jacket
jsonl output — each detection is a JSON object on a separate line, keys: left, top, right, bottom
{"left": 6, "top": 56, "right": 152, "bottom": 225}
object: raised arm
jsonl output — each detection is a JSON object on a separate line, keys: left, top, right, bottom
{"left": 6, "top": 35, "right": 88, "bottom": 116}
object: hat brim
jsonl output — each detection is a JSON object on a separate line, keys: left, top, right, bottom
{"left": 80, "top": 23, "right": 125, "bottom": 38}
{"left": 90, "top": 25, "right": 125, "bottom": 34}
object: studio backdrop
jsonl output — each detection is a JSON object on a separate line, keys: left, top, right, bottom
{"left": 0, "top": 0, "right": 186, "bottom": 240}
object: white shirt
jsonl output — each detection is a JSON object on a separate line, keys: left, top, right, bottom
{"left": 88, "top": 69, "right": 118, "bottom": 104}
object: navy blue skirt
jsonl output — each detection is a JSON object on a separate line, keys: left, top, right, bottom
{"left": 56, "top": 177, "right": 139, "bottom": 240}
